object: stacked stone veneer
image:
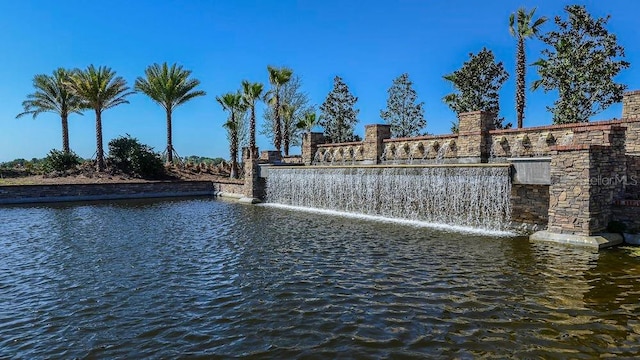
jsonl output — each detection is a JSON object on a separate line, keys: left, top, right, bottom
{"left": 547, "top": 126, "right": 627, "bottom": 235}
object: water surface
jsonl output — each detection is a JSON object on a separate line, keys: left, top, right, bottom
{"left": 1, "top": 198, "right": 639, "bottom": 358}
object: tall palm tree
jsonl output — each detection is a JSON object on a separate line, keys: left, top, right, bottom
{"left": 510, "top": 7, "right": 547, "bottom": 128}
{"left": 135, "top": 62, "right": 206, "bottom": 163}
{"left": 16, "top": 68, "right": 84, "bottom": 153}
{"left": 281, "top": 103, "right": 296, "bottom": 156}
{"left": 216, "top": 92, "right": 246, "bottom": 179}
{"left": 241, "top": 80, "right": 264, "bottom": 153}
{"left": 67, "top": 65, "right": 134, "bottom": 171}
{"left": 266, "top": 65, "right": 293, "bottom": 154}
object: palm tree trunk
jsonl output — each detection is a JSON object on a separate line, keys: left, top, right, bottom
{"left": 61, "top": 113, "right": 70, "bottom": 154}
{"left": 250, "top": 105, "right": 256, "bottom": 153}
{"left": 516, "top": 36, "right": 526, "bottom": 128}
{"left": 230, "top": 134, "right": 238, "bottom": 179}
{"left": 166, "top": 108, "right": 173, "bottom": 163}
{"left": 283, "top": 126, "right": 290, "bottom": 156}
{"left": 274, "top": 93, "right": 281, "bottom": 153}
{"left": 95, "top": 109, "right": 105, "bottom": 171}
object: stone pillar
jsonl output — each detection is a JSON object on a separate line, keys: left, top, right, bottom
{"left": 302, "top": 132, "right": 325, "bottom": 165}
{"left": 363, "top": 124, "right": 391, "bottom": 164}
{"left": 622, "top": 90, "right": 640, "bottom": 119}
{"left": 241, "top": 146, "right": 264, "bottom": 203}
{"left": 456, "top": 111, "right": 495, "bottom": 163}
{"left": 545, "top": 125, "right": 627, "bottom": 236}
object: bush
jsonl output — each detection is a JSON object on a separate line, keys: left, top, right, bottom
{"left": 42, "top": 149, "right": 81, "bottom": 173}
{"left": 107, "top": 135, "right": 165, "bottom": 179}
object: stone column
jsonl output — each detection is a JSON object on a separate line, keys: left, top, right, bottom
{"left": 456, "top": 111, "right": 495, "bottom": 163}
{"left": 533, "top": 125, "right": 627, "bottom": 247}
{"left": 241, "top": 146, "right": 264, "bottom": 203}
{"left": 302, "top": 132, "right": 325, "bottom": 165}
{"left": 363, "top": 124, "right": 391, "bottom": 164}
{"left": 622, "top": 90, "right": 640, "bottom": 119}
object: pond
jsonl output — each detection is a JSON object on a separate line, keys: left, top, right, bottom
{"left": 1, "top": 198, "right": 639, "bottom": 358}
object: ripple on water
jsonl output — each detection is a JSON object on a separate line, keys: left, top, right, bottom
{"left": 1, "top": 198, "right": 640, "bottom": 358}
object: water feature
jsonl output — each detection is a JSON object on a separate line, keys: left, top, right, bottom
{"left": 266, "top": 165, "right": 512, "bottom": 232}
{"left": 435, "top": 141, "right": 452, "bottom": 164}
{"left": 2, "top": 198, "right": 640, "bottom": 358}
{"left": 380, "top": 143, "right": 395, "bottom": 163}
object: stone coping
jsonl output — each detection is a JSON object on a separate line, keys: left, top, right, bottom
{"left": 268, "top": 163, "right": 512, "bottom": 170}
{"left": 549, "top": 144, "right": 610, "bottom": 152}
{"left": 317, "top": 141, "right": 364, "bottom": 148}
{"left": 489, "top": 117, "right": 640, "bottom": 135}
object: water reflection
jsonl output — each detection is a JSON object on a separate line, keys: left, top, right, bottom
{"left": 0, "top": 199, "right": 639, "bottom": 358}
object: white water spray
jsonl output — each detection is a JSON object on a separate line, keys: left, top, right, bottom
{"left": 265, "top": 166, "right": 512, "bottom": 232}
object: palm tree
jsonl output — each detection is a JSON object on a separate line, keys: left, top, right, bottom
{"left": 510, "top": 7, "right": 547, "bottom": 128}
{"left": 135, "top": 62, "right": 206, "bottom": 163}
{"left": 216, "top": 92, "right": 246, "bottom": 179}
{"left": 67, "top": 65, "right": 134, "bottom": 171}
{"left": 296, "top": 111, "right": 319, "bottom": 134}
{"left": 266, "top": 65, "right": 293, "bottom": 154}
{"left": 16, "top": 68, "right": 84, "bottom": 153}
{"left": 241, "top": 80, "right": 264, "bottom": 153}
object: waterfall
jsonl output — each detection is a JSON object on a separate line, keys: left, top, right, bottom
{"left": 265, "top": 166, "right": 512, "bottom": 232}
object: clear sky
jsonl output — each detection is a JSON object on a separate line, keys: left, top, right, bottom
{"left": 0, "top": 0, "right": 638, "bottom": 162}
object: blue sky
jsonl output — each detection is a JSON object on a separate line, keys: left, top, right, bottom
{"left": 0, "top": 0, "right": 638, "bottom": 162}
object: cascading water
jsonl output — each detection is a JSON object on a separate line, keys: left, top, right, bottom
{"left": 265, "top": 166, "right": 512, "bottom": 232}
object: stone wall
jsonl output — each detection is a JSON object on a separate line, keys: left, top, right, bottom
{"left": 212, "top": 180, "right": 245, "bottom": 197}
{"left": 0, "top": 181, "right": 229, "bottom": 205}
{"left": 546, "top": 126, "right": 627, "bottom": 235}
{"left": 381, "top": 134, "right": 458, "bottom": 163}
{"left": 511, "top": 184, "right": 549, "bottom": 226}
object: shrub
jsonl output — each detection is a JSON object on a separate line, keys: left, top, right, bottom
{"left": 107, "top": 135, "right": 165, "bottom": 179}
{"left": 42, "top": 149, "right": 81, "bottom": 173}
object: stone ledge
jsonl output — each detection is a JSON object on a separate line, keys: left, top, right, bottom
{"left": 549, "top": 144, "right": 610, "bottom": 152}
{"left": 530, "top": 230, "right": 623, "bottom": 249}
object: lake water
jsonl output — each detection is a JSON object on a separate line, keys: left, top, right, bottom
{"left": 1, "top": 198, "right": 639, "bottom": 358}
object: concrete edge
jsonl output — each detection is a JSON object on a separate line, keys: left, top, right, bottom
{"left": 0, "top": 191, "right": 215, "bottom": 205}
{"left": 530, "top": 230, "right": 623, "bottom": 250}
{"left": 238, "top": 197, "right": 262, "bottom": 204}
{"left": 213, "top": 191, "right": 244, "bottom": 200}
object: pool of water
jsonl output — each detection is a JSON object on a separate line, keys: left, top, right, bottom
{"left": 1, "top": 198, "right": 639, "bottom": 358}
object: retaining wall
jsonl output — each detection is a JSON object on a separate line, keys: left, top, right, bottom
{"left": 0, "top": 180, "right": 245, "bottom": 204}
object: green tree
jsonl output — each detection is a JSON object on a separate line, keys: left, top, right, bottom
{"left": 380, "top": 73, "right": 426, "bottom": 137}
{"left": 107, "top": 135, "right": 165, "bottom": 179}
{"left": 216, "top": 92, "right": 246, "bottom": 179}
{"left": 443, "top": 48, "right": 510, "bottom": 129}
{"left": 261, "top": 75, "right": 313, "bottom": 155}
{"left": 135, "top": 62, "right": 206, "bottom": 163}
{"left": 16, "top": 68, "right": 84, "bottom": 153}
{"left": 67, "top": 65, "right": 134, "bottom": 171}
{"left": 319, "top": 76, "right": 360, "bottom": 143}
{"left": 509, "top": 7, "right": 547, "bottom": 128}
{"left": 266, "top": 65, "right": 293, "bottom": 154}
{"left": 241, "top": 80, "right": 264, "bottom": 152}
{"left": 533, "top": 5, "right": 630, "bottom": 124}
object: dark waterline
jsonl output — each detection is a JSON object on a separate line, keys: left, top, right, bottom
{"left": 1, "top": 198, "right": 639, "bottom": 358}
